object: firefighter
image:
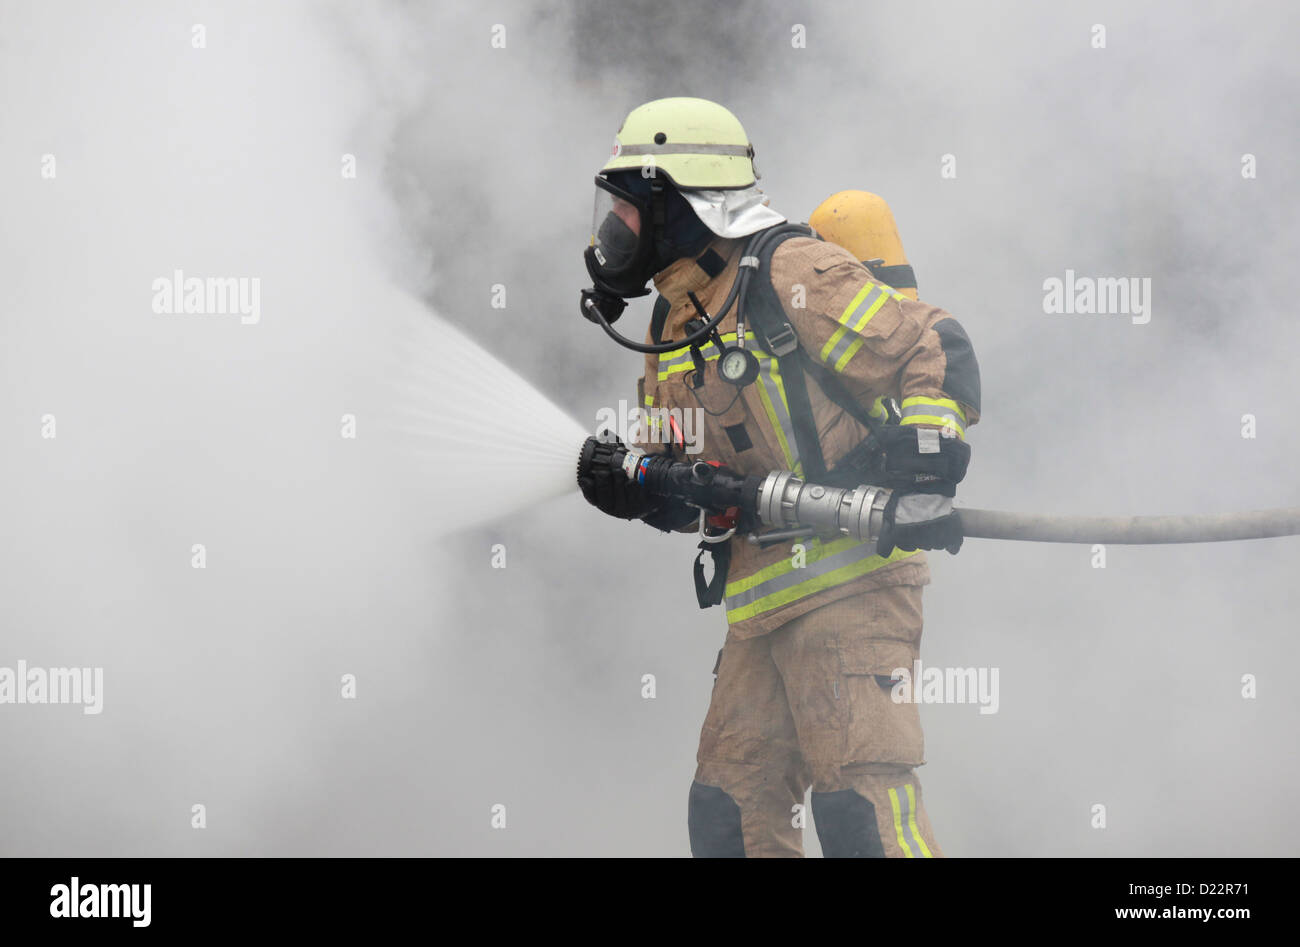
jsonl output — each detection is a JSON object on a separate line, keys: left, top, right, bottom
{"left": 578, "top": 97, "right": 981, "bottom": 857}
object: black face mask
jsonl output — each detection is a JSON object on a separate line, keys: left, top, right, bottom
{"left": 595, "top": 212, "right": 639, "bottom": 269}
{"left": 584, "top": 175, "right": 657, "bottom": 302}
{"left": 583, "top": 171, "right": 718, "bottom": 299}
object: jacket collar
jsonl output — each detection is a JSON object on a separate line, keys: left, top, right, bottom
{"left": 651, "top": 237, "right": 743, "bottom": 311}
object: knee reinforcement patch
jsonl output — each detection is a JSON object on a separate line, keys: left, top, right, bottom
{"left": 811, "top": 789, "right": 886, "bottom": 858}
{"left": 687, "top": 781, "right": 745, "bottom": 858}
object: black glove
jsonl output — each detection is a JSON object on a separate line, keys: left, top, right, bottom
{"left": 876, "top": 493, "right": 964, "bottom": 556}
{"left": 578, "top": 448, "right": 655, "bottom": 520}
{"left": 874, "top": 424, "right": 970, "bottom": 496}
{"left": 642, "top": 497, "right": 699, "bottom": 532}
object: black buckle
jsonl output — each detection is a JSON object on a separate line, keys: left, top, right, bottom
{"left": 766, "top": 321, "right": 798, "bottom": 357}
{"left": 688, "top": 346, "right": 707, "bottom": 389}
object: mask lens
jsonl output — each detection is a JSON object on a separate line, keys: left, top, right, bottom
{"left": 591, "top": 184, "right": 644, "bottom": 272}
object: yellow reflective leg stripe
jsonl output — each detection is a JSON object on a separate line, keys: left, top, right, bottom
{"left": 888, "top": 788, "right": 914, "bottom": 858}
{"left": 888, "top": 784, "right": 931, "bottom": 858}
{"left": 726, "top": 535, "right": 856, "bottom": 597}
{"left": 905, "top": 784, "right": 933, "bottom": 857}
{"left": 723, "top": 538, "right": 917, "bottom": 623}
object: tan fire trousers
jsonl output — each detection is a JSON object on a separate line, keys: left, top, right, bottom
{"left": 689, "top": 586, "right": 943, "bottom": 858}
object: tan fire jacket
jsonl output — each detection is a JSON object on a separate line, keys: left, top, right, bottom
{"left": 634, "top": 233, "right": 980, "bottom": 638}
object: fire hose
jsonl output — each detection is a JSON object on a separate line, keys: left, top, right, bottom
{"left": 576, "top": 436, "right": 1300, "bottom": 545}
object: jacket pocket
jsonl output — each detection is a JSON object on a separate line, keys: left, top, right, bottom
{"left": 837, "top": 637, "right": 925, "bottom": 767}
{"left": 807, "top": 241, "right": 859, "bottom": 274}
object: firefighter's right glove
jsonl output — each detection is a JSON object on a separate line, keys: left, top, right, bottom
{"left": 578, "top": 453, "right": 654, "bottom": 520}
{"left": 876, "top": 493, "right": 964, "bottom": 557}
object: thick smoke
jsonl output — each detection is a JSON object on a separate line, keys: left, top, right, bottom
{"left": 1, "top": 0, "right": 1296, "bottom": 856}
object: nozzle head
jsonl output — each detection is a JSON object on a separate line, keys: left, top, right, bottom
{"left": 576, "top": 432, "right": 628, "bottom": 488}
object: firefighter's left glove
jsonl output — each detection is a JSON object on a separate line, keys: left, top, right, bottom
{"left": 579, "top": 454, "right": 655, "bottom": 520}
{"left": 874, "top": 424, "right": 970, "bottom": 496}
{"left": 876, "top": 493, "right": 964, "bottom": 557}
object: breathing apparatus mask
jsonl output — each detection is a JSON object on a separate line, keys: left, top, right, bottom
{"left": 581, "top": 171, "right": 714, "bottom": 327}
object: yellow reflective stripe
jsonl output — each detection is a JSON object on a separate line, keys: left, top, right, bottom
{"left": 658, "top": 354, "right": 710, "bottom": 379}
{"left": 900, "top": 395, "right": 966, "bottom": 438}
{"left": 821, "top": 286, "right": 891, "bottom": 367}
{"left": 656, "top": 332, "right": 757, "bottom": 381}
{"left": 889, "top": 787, "right": 914, "bottom": 858}
{"left": 906, "top": 784, "right": 933, "bottom": 858}
{"left": 823, "top": 286, "right": 899, "bottom": 369}
{"left": 849, "top": 290, "right": 892, "bottom": 332}
{"left": 834, "top": 336, "right": 865, "bottom": 373}
{"left": 869, "top": 396, "right": 888, "bottom": 420}
{"left": 819, "top": 283, "right": 874, "bottom": 363}
{"left": 641, "top": 392, "right": 660, "bottom": 432}
{"left": 835, "top": 303, "right": 887, "bottom": 372}
{"left": 723, "top": 543, "right": 917, "bottom": 623}
{"left": 753, "top": 360, "right": 801, "bottom": 476}
{"left": 828, "top": 291, "right": 898, "bottom": 373}
{"left": 659, "top": 331, "right": 753, "bottom": 363}
{"left": 725, "top": 536, "right": 856, "bottom": 596}
{"left": 900, "top": 396, "right": 966, "bottom": 423}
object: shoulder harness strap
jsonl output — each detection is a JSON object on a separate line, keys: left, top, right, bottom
{"left": 742, "top": 223, "right": 831, "bottom": 481}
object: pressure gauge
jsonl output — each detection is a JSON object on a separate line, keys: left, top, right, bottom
{"left": 717, "top": 346, "right": 760, "bottom": 387}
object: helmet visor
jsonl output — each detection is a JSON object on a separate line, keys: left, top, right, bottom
{"left": 590, "top": 177, "right": 648, "bottom": 273}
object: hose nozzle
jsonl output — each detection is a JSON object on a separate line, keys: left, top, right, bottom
{"left": 577, "top": 436, "right": 892, "bottom": 544}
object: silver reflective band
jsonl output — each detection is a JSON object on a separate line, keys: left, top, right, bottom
{"left": 615, "top": 143, "right": 752, "bottom": 157}
{"left": 724, "top": 539, "right": 884, "bottom": 612}
{"left": 755, "top": 359, "right": 801, "bottom": 471}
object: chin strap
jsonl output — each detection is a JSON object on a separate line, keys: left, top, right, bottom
{"left": 649, "top": 177, "right": 668, "bottom": 265}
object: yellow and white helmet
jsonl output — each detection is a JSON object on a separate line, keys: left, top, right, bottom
{"left": 600, "top": 96, "right": 757, "bottom": 190}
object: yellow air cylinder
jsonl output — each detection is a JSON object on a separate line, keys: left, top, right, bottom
{"left": 809, "top": 190, "right": 917, "bottom": 300}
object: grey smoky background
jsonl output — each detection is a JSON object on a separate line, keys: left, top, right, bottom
{"left": 1, "top": 0, "right": 1297, "bottom": 856}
